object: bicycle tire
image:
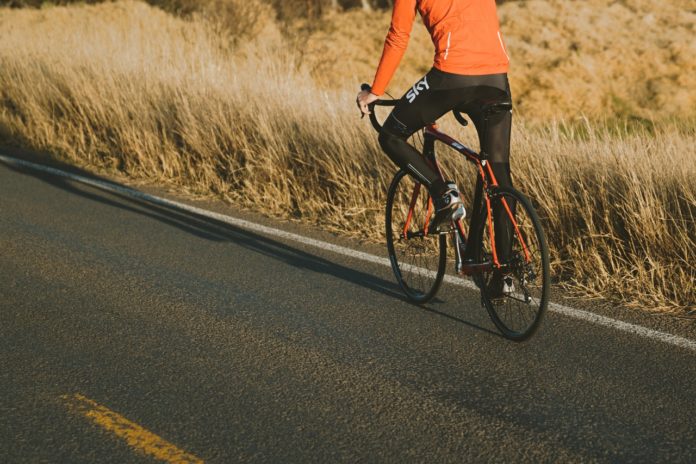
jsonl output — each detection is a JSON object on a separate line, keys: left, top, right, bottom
{"left": 472, "top": 186, "right": 550, "bottom": 341}
{"left": 386, "top": 170, "right": 447, "bottom": 303}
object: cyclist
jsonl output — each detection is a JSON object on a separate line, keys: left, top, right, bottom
{"left": 357, "top": 0, "right": 514, "bottom": 294}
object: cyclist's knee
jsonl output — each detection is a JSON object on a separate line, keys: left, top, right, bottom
{"left": 378, "top": 127, "right": 394, "bottom": 150}
{"left": 378, "top": 126, "right": 404, "bottom": 155}
{"left": 379, "top": 114, "right": 411, "bottom": 151}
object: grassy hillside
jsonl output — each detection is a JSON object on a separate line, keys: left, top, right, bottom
{"left": 0, "top": 1, "right": 694, "bottom": 311}
{"left": 300, "top": 0, "right": 696, "bottom": 121}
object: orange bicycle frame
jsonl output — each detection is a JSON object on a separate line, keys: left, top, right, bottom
{"left": 399, "top": 123, "right": 532, "bottom": 270}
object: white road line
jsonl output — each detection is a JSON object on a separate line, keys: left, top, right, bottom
{"left": 2, "top": 153, "right": 694, "bottom": 352}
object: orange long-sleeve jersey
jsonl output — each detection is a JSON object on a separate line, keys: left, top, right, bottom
{"left": 371, "top": 0, "right": 510, "bottom": 96}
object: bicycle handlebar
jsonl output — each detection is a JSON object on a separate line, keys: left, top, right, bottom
{"left": 360, "top": 83, "right": 469, "bottom": 132}
{"left": 360, "top": 84, "right": 397, "bottom": 132}
{"left": 452, "top": 110, "right": 469, "bottom": 127}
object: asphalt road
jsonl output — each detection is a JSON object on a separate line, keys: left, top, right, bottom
{"left": 1, "top": 156, "right": 695, "bottom": 463}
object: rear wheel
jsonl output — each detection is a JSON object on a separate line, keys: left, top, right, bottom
{"left": 386, "top": 170, "right": 447, "bottom": 303}
{"left": 473, "top": 186, "right": 550, "bottom": 341}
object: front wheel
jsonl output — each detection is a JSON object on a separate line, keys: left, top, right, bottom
{"left": 473, "top": 186, "right": 550, "bottom": 341}
{"left": 386, "top": 170, "right": 447, "bottom": 303}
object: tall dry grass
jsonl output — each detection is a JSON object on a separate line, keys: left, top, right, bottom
{"left": 0, "top": 1, "right": 693, "bottom": 311}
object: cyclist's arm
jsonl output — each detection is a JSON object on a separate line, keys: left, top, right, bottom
{"left": 371, "top": 0, "right": 417, "bottom": 96}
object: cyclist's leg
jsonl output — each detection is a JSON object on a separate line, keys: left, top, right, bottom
{"left": 378, "top": 69, "right": 456, "bottom": 195}
{"left": 488, "top": 110, "right": 515, "bottom": 264}
{"left": 379, "top": 116, "right": 446, "bottom": 194}
{"left": 466, "top": 77, "right": 515, "bottom": 262}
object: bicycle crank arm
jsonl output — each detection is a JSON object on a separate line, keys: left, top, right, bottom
{"left": 404, "top": 230, "right": 452, "bottom": 240}
{"left": 503, "top": 293, "right": 534, "bottom": 305}
{"left": 458, "top": 261, "right": 494, "bottom": 276}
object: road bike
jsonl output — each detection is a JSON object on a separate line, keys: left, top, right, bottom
{"left": 361, "top": 84, "right": 550, "bottom": 341}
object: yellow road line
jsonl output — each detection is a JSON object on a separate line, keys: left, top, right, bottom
{"left": 62, "top": 393, "right": 204, "bottom": 464}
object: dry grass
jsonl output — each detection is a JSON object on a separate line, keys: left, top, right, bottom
{"left": 0, "top": 1, "right": 693, "bottom": 311}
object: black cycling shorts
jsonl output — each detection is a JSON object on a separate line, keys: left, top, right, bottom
{"left": 379, "top": 67, "right": 513, "bottom": 187}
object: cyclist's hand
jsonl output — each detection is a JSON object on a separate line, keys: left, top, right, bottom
{"left": 356, "top": 90, "right": 378, "bottom": 117}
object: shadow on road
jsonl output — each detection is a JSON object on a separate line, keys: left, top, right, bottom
{"left": 2, "top": 156, "right": 499, "bottom": 337}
